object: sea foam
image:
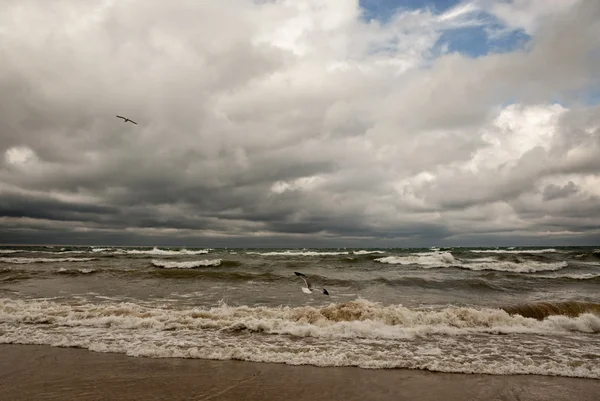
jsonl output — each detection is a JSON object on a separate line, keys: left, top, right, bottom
{"left": 1, "top": 298, "right": 599, "bottom": 378}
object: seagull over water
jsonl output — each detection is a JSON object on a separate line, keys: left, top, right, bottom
{"left": 294, "top": 272, "right": 329, "bottom": 295}
{"left": 116, "top": 115, "right": 137, "bottom": 125}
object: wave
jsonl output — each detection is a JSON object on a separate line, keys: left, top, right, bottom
{"left": 375, "top": 252, "right": 456, "bottom": 266}
{"left": 0, "top": 249, "right": 87, "bottom": 255}
{"left": 0, "top": 257, "right": 96, "bottom": 264}
{"left": 0, "top": 298, "right": 599, "bottom": 378}
{"left": 151, "top": 259, "right": 222, "bottom": 269}
{"left": 88, "top": 247, "right": 210, "bottom": 256}
{"left": 457, "top": 260, "right": 568, "bottom": 273}
{"left": 353, "top": 250, "right": 385, "bottom": 255}
{"left": 470, "top": 248, "right": 558, "bottom": 254}
{"left": 1, "top": 298, "right": 597, "bottom": 339}
{"left": 55, "top": 268, "right": 97, "bottom": 275}
{"left": 127, "top": 247, "right": 210, "bottom": 256}
{"left": 91, "top": 247, "right": 117, "bottom": 253}
{"left": 502, "top": 301, "right": 600, "bottom": 320}
{"left": 374, "top": 252, "right": 567, "bottom": 272}
{"left": 247, "top": 250, "right": 350, "bottom": 256}
{"left": 537, "top": 273, "right": 600, "bottom": 281}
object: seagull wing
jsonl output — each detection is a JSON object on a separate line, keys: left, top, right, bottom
{"left": 116, "top": 115, "right": 126, "bottom": 120}
{"left": 129, "top": 120, "right": 138, "bottom": 125}
{"left": 294, "top": 271, "right": 312, "bottom": 289}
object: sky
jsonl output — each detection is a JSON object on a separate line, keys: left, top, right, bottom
{"left": 1, "top": 0, "right": 600, "bottom": 248}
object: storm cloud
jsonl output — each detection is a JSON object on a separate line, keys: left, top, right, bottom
{"left": 1, "top": 0, "right": 599, "bottom": 247}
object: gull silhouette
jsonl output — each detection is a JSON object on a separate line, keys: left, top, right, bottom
{"left": 294, "top": 272, "right": 329, "bottom": 295}
{"left": 116, "top": 115, "right": 137, "bottom": 125}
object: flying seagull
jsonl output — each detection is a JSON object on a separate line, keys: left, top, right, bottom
{"left": 294, "top": 272, "right": 329, "bottom": 295}
{"left": 116, "top": 115, "right": 137, "bottom": 125}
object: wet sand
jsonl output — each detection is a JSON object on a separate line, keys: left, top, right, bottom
{"left": 0, "top": 344, "right": 598, "bottom": 401}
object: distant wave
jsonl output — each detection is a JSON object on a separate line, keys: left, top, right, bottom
{"left": 128, "top": 247, "right": 210, "bottom": 256}
{"left": 56, "top": 268, "right": 97, "bottom": 275}
{"left": 151, "top": 259, "right": 222, "bottom": 269}
{"left": 537, "top": 273, "right": 600, "bottom": 281}
{"left": 89, "top": 247, "right": 210, "bottom": 256}
{"left": 375, "top": 252, "right": 456, "bottom": 266}
{"left": 0, "top": 257, "right": 96, "bottom": 264}
{"left": 247, "top": 250, "right": 350, "bottom": 256}
{"left": 470, "top": 248, "right": 558, "bottom": 254}
{"left": 458, "top": 260, "right": 568, "bottom": 273}
{"left": 374, "top": 252, "right": 567, "bottom": 272}
{"left": 353, "top": 250, "right": 385, "bottom": 255}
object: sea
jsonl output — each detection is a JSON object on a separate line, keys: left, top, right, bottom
{"left": 1, "top": 245, "right": 599, "bottom": 378}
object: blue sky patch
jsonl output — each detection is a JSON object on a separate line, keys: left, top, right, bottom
{"left": 360, "top": 0, "right": 532, "bottom": 58}
{"left": 435, "top": 25, "right": 531, "bottom": 58}
{"left": 359, "top": 0, "right": 461, "bottom": 23}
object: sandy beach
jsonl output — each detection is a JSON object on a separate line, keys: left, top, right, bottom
{"left": 0, "top": 344, "right": 598, "bottom": 401}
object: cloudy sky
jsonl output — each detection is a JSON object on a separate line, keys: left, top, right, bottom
{"left": 1, "top": 0, "right": 599, "bottom": 247}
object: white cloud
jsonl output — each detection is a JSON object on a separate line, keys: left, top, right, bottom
{"left": 5, "top": 146, "right": 35, "bottom": 165}
{"left": 485, "top": 0, "right": 581, "bottom": 35}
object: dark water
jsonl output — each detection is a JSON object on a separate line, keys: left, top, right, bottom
{"left": 1, "top": 245, "right": 599, "bottom": 377}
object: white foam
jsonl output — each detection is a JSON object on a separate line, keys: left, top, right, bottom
{"left": 0, "top": 257, "right": 95, "bottom": 264}
{"left": 1, "top": 298, "right": 599, "bottom": 378}
{"left": 0, "top": 250, "right": 20, "bottom": 254}
{"left": 151, "top": 259, "right": 221, "bottom": 269}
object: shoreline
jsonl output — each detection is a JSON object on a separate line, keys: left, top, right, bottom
{"left": 1, "top": 344, "right": 598, "bottom": 400}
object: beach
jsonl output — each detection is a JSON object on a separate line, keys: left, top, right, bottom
{"left": 1, "top": 344, "right": 598, "bottom": 401}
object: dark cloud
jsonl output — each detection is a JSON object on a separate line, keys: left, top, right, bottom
{"left": 542, "top": 181, "right": 579, "bottom": 201}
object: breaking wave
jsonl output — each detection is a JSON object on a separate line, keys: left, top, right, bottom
{"left": 151, "top": 259, "right": 222, "bottom": 269}
{"left": 1, "top": 298, "right": 599, "bottom": 378}
{"left": 502, "top": 301, "right": 600, "bottom": 320}
{"left": 247, "top": 250, "right": 350, "bottom": 256}
{"left": 374, "top": 252, "right": 567, "bottom": 272}
{"left": 375, "top": 252, "right": 456, "bottom": 266}
{"left": 470, "top": 248, "right": 558, "bottom": 254}
{"left": 1, "top": 298, "right": 598, "bottom": 339}
{"left": 127, "top": 247, "right": 210, "bottom": 256}
{"left": 56, "top": 268, "right": 97, "bottom": 275}
{"left": 0, "top": 257, "right": 96, "bottom": 264}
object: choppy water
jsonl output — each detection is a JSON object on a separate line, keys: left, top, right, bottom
{"left": 1, "top": 245, "right": 599, "bottom": 378}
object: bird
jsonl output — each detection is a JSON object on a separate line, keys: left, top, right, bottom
{"left": 294, "top": 272, "right": 329, "bottom": 295}
{"left": 116, "top": 115, "right": 137, "bottom": 125}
